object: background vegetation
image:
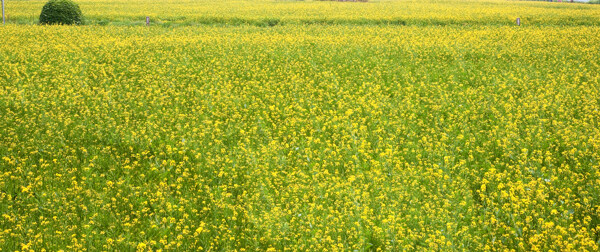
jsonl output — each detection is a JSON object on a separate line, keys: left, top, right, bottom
{"left": 2, "top": 0, "right": 600, "bottom": 26}
{"left": 39, "top": 0, "right": 84, "bottom": 25}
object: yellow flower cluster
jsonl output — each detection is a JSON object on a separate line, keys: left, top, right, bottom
{"left": 1, "top": 1, "right": 599, "bottom": 251}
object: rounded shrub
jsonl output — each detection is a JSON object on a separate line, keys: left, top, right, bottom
{"left": 39, "top": 0, "right": 83, "bottom": 25}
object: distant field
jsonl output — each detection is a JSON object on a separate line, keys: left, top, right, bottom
{"left": 1, "top": 0, "right": 600, "bottom": 251}
{"left": 5, "top": 0, "right": 600, "bottom": 26}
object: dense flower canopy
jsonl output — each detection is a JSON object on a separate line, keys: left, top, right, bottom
{"left": 1, "top": 0, "right": 599, "bottom": 251}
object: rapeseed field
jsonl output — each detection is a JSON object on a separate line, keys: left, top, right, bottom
{"left": 5, "top": 0, "right": 600, "bottom": 26}
{"left": 1, "top": 0, "right": 599, "bottom": 251}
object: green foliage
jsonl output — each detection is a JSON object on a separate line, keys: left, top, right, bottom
{"left": 39, "top": 0, "right": 83, "bottom": 25}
